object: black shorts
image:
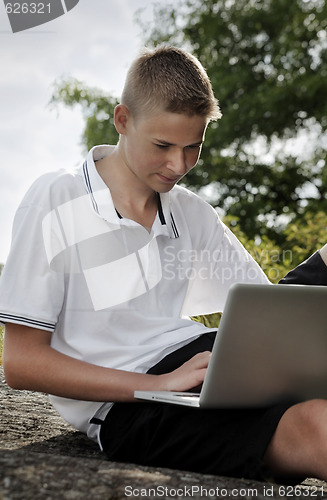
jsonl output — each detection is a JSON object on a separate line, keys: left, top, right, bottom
{"left": 100, "top": 333, "right": 295, "bottom": 481}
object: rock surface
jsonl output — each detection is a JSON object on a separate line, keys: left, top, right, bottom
{"left": 1, "top": 367, "right": 327, "bottom": 499}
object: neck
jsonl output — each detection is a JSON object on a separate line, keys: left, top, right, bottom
{"left": 95, "top": 146, "right": 158, "bottom": 228}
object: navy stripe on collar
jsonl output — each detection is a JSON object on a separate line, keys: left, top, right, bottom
{"left": 83, "top": 161, "right": 100, "bottom": 215}
{"left": 157, "top": 193, "right": 166, "bottom": 225}
{"left": 170, "top": 213, "right": 179, "bottom": 238}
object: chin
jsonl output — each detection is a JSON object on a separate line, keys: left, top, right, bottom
{"left": 156, "top": 184, "right": 176, "bottom": 193}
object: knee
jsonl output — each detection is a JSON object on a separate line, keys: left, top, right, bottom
{"left": 265, "top": 399, "right": 327, "bottom": 478}
{"left": 283, "top": 399, "right": 327, "bottom": 442}
{"left": 295, "top": 399, "right": 327, "bottom": 425}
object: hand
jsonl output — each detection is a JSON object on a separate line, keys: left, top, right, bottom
{"left": 160, "top": 351, "right": 211, "bottom": 393}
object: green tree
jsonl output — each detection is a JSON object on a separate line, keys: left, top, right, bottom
{"left": 51, "top": 78, "right": 119, "bottom": 149}
{"left": 283, "top": 210, "right": 327, "bottom": 264}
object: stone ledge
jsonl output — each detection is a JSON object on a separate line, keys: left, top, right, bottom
{"left": 0, "top": 449, "right": 288, "bottom": 500}
{"left": 1, "top": 367, "right": 327, "bottom": 499}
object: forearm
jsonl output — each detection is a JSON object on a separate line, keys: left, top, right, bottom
{"left": 3, "top": 324, "right": 166, "bottom": 402}
{"left": 9, "top": 348, "right": 163, "bottom": 402}
{"left": 4, "top": 323, "right": 209, "bottom": 402}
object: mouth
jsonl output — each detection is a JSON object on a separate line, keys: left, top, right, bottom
{"left": 157, "top": 173, "right": 180, "bottom": 184}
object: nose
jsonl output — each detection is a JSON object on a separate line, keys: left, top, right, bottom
{"left": 167, "top": 148, "right": 187, "bottom": 175}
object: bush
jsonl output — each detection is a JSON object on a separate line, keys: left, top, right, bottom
{"left": 224, "top": 212, "right": 327, "bottom": 283}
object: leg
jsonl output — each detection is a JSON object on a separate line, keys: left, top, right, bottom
{"left": 264, "top": 399, "right": 327, "bottom": 481}
{"left": 100, "top": 401, "right": 292, "bottom": 481}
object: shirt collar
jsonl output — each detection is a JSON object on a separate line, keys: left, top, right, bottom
{"left": 80, "top": 145, "right": 179, "bottom": 239}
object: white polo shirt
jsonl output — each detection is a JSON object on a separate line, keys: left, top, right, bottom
{"left": 0, "top": 145, "right": 269, "bottom": 442}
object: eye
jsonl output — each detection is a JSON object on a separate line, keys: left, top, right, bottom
{"left": 155, "top": 144, "right": 169, "bottom": 149}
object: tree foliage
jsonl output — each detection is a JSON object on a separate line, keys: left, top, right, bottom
{"left": 50, "top": 78, "right": 119, "bottom": 150}
{"left": 224, "top": 210, "right": 327, "bottom": 282}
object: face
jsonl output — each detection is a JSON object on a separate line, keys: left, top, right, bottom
{"left": 116, "top": 107, "right": 208, "bottom": 194}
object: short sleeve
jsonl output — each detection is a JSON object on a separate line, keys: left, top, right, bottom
{"left": 0, "top": 180, "right": 65, "bottom": 331}
{"left": 181, "top": 203, "right": 270, "bottom": 316}
{"left": 279, "top": 251, "right": 327, "bottom": 286}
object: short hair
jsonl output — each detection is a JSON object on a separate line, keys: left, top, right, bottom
{"left": 121, "top": 45, "right": 222, "bottom": 122}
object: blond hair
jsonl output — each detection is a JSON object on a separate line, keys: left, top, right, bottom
{"left": 121, "top": 45, "right": 222, "bottom": 122}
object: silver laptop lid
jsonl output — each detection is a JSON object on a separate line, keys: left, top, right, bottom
{"left": 200, "top": 283, "right": 327, "bottom": 408}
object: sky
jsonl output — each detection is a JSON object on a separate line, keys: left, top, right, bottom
{"left": 0, "top": 0, "right": 158, "bottom": 263}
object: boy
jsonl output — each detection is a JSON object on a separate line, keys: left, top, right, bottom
{"left": 2, "top": 45, "right": 327, "bottom": 482}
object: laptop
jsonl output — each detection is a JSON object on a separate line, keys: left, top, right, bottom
{"left": 135, "top": 283, "right": 327, "bottom": 408}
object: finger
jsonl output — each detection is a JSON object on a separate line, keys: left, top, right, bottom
{"left": 189, "top": 351, "right": 211, "bottom": 367}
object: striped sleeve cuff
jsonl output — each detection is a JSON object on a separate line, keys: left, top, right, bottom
{"left": 0, "top": 313, "right": 56, "bottom": 332}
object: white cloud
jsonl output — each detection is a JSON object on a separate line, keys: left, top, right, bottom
{"left": 0, "top": 0, "right": 157, "bottom": 262}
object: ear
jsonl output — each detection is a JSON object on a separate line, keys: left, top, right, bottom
{"left": 114, "top": 104, "right": 131, "bottom": 135}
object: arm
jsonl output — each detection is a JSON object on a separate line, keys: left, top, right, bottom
{"left": 3, "top": 323, "right": 210, "bottom": 402}
{"left": 279, "top": 246, "right": 327, "bottom": 285}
